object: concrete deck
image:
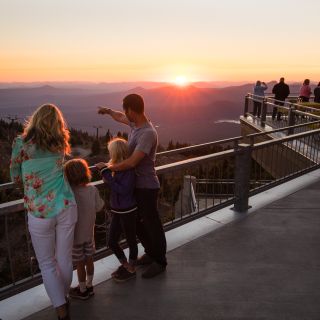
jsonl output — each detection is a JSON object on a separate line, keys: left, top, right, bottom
{"left": 19, "top": 176, "right": 320, "bottom": 320}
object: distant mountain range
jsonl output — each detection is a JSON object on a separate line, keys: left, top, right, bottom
{"left": 0, "top": 81, "right": 309, "bottom": 144}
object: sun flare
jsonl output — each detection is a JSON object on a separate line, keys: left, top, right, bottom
{"left": 173, "top": 75, "right": 188, "bottom": 87}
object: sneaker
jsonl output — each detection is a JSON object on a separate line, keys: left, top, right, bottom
{"left": 86, "top": 286, "right": 94, "bottom": 296}
{"left": 111, "top": 265, "right": 126, "bottom": 277}
{"left": 136, "top": 254, "right": 153, "bottom": 266}
{"left": 142, "top": 262, "right": 166, "bottom": 279}
{"left": 69, "top": 286, "right": 90, "bottom": 300}
{"left": 113, "top": 267, "right": 136, "bottom": 283}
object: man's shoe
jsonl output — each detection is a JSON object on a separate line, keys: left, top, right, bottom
{"left": 141, "top": 262, "right": 166, "bottom": 279}
{"left": 111, "top": 265, "right": 126, "bottom": 277}
{"left": 113, "top": 267, "right": 136, "bottom": 283}
{"left": 69, "top": 286, "right": 90, "bottom": 300}
{"left": 87, "top": 286, "right": 94, "bottom": 296}
{"left": 137, "top": 254, "right": 153, "bottom": 266}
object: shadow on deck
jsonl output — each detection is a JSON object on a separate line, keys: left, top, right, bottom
{"left": 24, "top": 180, "right": 320, "bottom": 320}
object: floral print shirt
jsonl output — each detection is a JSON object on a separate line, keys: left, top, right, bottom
{"left": 10, "top": 136, "right": 75, "bottom": 218}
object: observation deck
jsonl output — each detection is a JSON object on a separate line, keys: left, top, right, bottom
{"left": 1, "top": 95, "right": 320, "bottom": 319}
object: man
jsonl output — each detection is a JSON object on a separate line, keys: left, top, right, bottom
{"left": 314, "top": 82, "right": 320, "bottom": 103}
{"left": 272, "top": 77, "right": 290, "bottom": 121}
{"left": 97, "top": 94, "right": 167, "bottom": 278}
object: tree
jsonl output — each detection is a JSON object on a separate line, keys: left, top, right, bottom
{"left": 91, "top": 139, "right": 101, "bottom": 155}
{"left": 122, "top": 132, "right": 128, "bottom": 141}
{"left": 105, "top": 129, "right": 112, "bottom": 144}
{"left": 167, "top": 140, "right": 174, "bottom": 150}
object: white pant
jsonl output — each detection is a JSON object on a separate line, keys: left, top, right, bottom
{"left": 28, "top": 205, "right": 77, "bottom": 308}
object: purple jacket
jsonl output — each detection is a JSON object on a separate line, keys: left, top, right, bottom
{"left": 100, "top": 167, "right": 137, "bottom": 213}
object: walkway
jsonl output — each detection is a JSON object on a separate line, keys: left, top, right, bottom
{"left": 21, "top": 174, "right": 320, "bottom": 320}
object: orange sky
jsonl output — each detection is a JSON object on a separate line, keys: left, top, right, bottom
{"left": 1, "top": 0, "right": 320, "bottom": 83}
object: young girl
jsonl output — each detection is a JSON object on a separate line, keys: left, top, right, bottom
{"left": 64, "top": 159, "right": 104, "bottom": 299}
{"left": 10, "top": 103, "right": 76, "bottom": 320}
{"left": 96, "top": 138, "right": 138, "bottom": 282}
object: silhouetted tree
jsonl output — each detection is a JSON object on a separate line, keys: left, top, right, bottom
{"left": 122, "top": 132, "right": 128, "bottom": 141}
{"left": 105, "top": 129, "right": 112, "bottom": 144}
{"left": 91, "top": 139, "right": 101, "bottom": 155}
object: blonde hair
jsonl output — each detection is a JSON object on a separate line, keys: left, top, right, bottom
{"left": 108, "top": 138, "right": 128, "bottom": 164}
{"left": 23, "top": 103, "right": 71, "bottom": 154}
{"left": 64, "top": 158, "right": 91, "bottom": 186}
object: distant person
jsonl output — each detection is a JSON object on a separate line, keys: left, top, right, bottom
{"left": 97, "top": 93, "right": 167, "bottom": 278}
{"left": 253, "top": 81, "right": 268, "bottom": 117}
{"left": 96, "top": 138, "right": 138, "bottom": 282}
{"left": 64, "top": 159, "right": 104, "bottom": 299}
{"left": 314, "top": 82, "right": 320, "bottom": 103}
{"left": 299, "top": 79, "right": 312, "bottom": 102}
{"left": 10, "top": 104, "right": 76, "bottom": 320}
{"left": 272, "top": 77, "right": 290, "bottom": 120}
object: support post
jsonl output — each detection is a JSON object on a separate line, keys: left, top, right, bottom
{"left": 287, "top": 105, "right": 296, "bottom": 135}
{"left": 244, "top": 95, "right": 249, "bottom": 117}
{"left": 233, "top": 143, "right": 252, "bottom": 212}
{"left": 261, "top": 99, "right": 267, "bottom": 127}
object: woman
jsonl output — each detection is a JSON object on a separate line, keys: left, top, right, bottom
{"left": 10, "top": 104, "right": 76, "bottom": 320}
{"left": 299, "top": 79, "right": 312, "bottom": 102}
{"left": 253, "top": 80, "right": 268, "bottom": 117}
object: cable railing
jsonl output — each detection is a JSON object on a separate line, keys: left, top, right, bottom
{"left": 1, "top": 120, "right": 320, "bottom": 300}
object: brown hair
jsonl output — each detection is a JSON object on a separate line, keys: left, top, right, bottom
{"left": 303, "top": 79, "right": 310, "bottom": 85}
{"left": 123, "top": 94, "right": 144, "bottom": 114}
{"left": 23, "top": 103, "right": 71, "bottom": 154}
{"left": 108, "top": 138, "right": 129, "bottom": 164}
{"left": 64, "top": 158, "right": 91, "bottom": 186}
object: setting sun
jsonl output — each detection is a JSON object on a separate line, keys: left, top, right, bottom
{"left": 173, "top": 75, "right": 189, "bottom": 87}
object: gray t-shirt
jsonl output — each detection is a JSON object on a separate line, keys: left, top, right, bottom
{"left": 72, "top": 185, "right": 105, "bottom": 245}
{"left": 128, "top": 121, "right": 160, "bottom": 189}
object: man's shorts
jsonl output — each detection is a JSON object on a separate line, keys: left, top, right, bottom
{"left": 72, "top": 241, "right": 95, "bottom": 264}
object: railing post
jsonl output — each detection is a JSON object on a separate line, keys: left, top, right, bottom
{"left": 233, "top": 143, "right": 252, "bottom": 212}
{"left": 244, "top": 95, "right": 249, "bottom": 117}
{"left": 287, "top": 104, "right": 296, "bottom": 135}
{"left": 261, "top": 99, "right": 267, "bottom": 127}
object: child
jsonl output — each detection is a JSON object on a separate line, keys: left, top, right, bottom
{"left": 96, "top": 138, "right": 138, "bottom": 282}
{"left": 64, "top": 159, "right": 104, "bottom": 299}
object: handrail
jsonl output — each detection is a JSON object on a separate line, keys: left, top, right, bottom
{"left": 2, "top": 118, "right": 320, "bottom": 192}
{"left": 2, "top": 126, "right": 320, "bottom": 216}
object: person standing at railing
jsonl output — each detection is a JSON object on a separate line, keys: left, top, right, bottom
{"left": 299, "top": 79, "right": 312, "bottom": 102}
{"left": 64, "top": 159, "right": 104, "bottom": 299}
{"left": 96, "top": 138, "right": 138, "bottom": 282}
{"left": 253, "top": 81, "right": 268, "bottom": 117}
{"left": 314, "top": 82, "right": 320, "bottom": 103}
{"left": 97, "top": 93, "right": 167, "bottom": 279}
{"left": 9, "top": 104, "right": 76, "bottom": 320}
{"left": 272, "top": 77, "right": 290, "bottom": 121}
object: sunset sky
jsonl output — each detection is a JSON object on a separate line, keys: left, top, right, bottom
{"left": 1, "top": 0, "right": 319, "bottom": 83}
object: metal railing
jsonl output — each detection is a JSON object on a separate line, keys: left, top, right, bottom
{"left": 2, "top": 126, "right": 320, "bottom": 300}
{"left": 244, "top": 94, "right": 320, "bottom": 132}
{"left": 2, "top": 95, "right": 320, "bottom": 300}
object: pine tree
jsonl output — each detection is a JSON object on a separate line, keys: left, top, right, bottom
{"left": 91, "top": 139, "right": 101, "bottom": 155}
{"left": 105, "top": 129, "right": 112, "bottom": 144}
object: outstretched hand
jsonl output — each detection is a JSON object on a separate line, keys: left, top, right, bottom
{"left": 97, "top": 106, "right": 111, "bottom": 115}
{"left": 95, "top": 162, "right": 107, "bottom": 170}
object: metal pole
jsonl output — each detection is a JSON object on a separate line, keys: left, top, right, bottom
{"left": 233, "top": 143, "right": 252, "bottom": 212}
{"left": 287, "top": 105, "right": 296, "bottom": 135}
{"left": 244, "top": 95, "right": 249, "bottom": 117}
{"left": 261, "top": 99, "right": 267, "bottom": 127}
